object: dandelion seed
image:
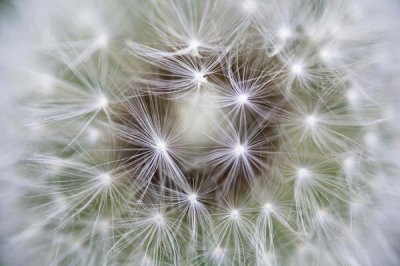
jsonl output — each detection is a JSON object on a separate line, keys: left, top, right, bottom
{"left": 364, "top": 131, "right": 378, "bottom": 148}
{"left": 155, "top": 140, "right": 167, "bottom": 153}
{"left": 96, "top": 94, "right": 108, "bottom": 110}
{"left": 263, "top": 203, "right": 273, "bottom": 213}
{"left": 291, "top": 63, "right": 304, "bottom": 75}
{"left": 306, "top": 115, "right": 318, "bottom": 127}
{"left": 187, "top": 39, "right": 201, "bottom": 56}
{"left": 187, "top": 193, "right": 198, "bottom": 204}
{"left": 212, "top": 246, "right": 225, "bottom": 258}
{"left": 278, "top": 27, "right": 292, "bottom": 40}
{"left": 343, "top": 155, "right": 355, "bottom": 175}
{"left": 236, "top": 93, "right": 249, "bottom": 105}
{"left": 99, "top": 173, "right": 112, "bottom": 186}
{"left": 188, "top": 39, "right": 200, "bottom": 50}
{"left": 153, "top": 213, "right": 165, "bottom": 225}
{"left": 297, "top": 168, "right": 310, "bottom": 180}
{"left": 319, "top": 48, "right": 332, "bottom": 61}
{"left": 36, "top": 74, "right": 55, "bottom": 94}
{"left": 346, "top": 88, "right": 359, "bottom": 106}
{"left": 95, "top": 33, "right": 109, "bottom": 48}
{"left": 193, "top": 71, "right": 207, "bottom": 85}
{"left": 87, "top": 127, "right": 100, "bottom": 143}
{"left": 234, "top": 144, "right": 246, "bottom": 157}
{"left": 230, "top": 209, "right": 240, "bottom": 220}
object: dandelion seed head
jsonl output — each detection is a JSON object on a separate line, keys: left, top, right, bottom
{"left": 3, "top": 0, "right": 400, "bottom": 265}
